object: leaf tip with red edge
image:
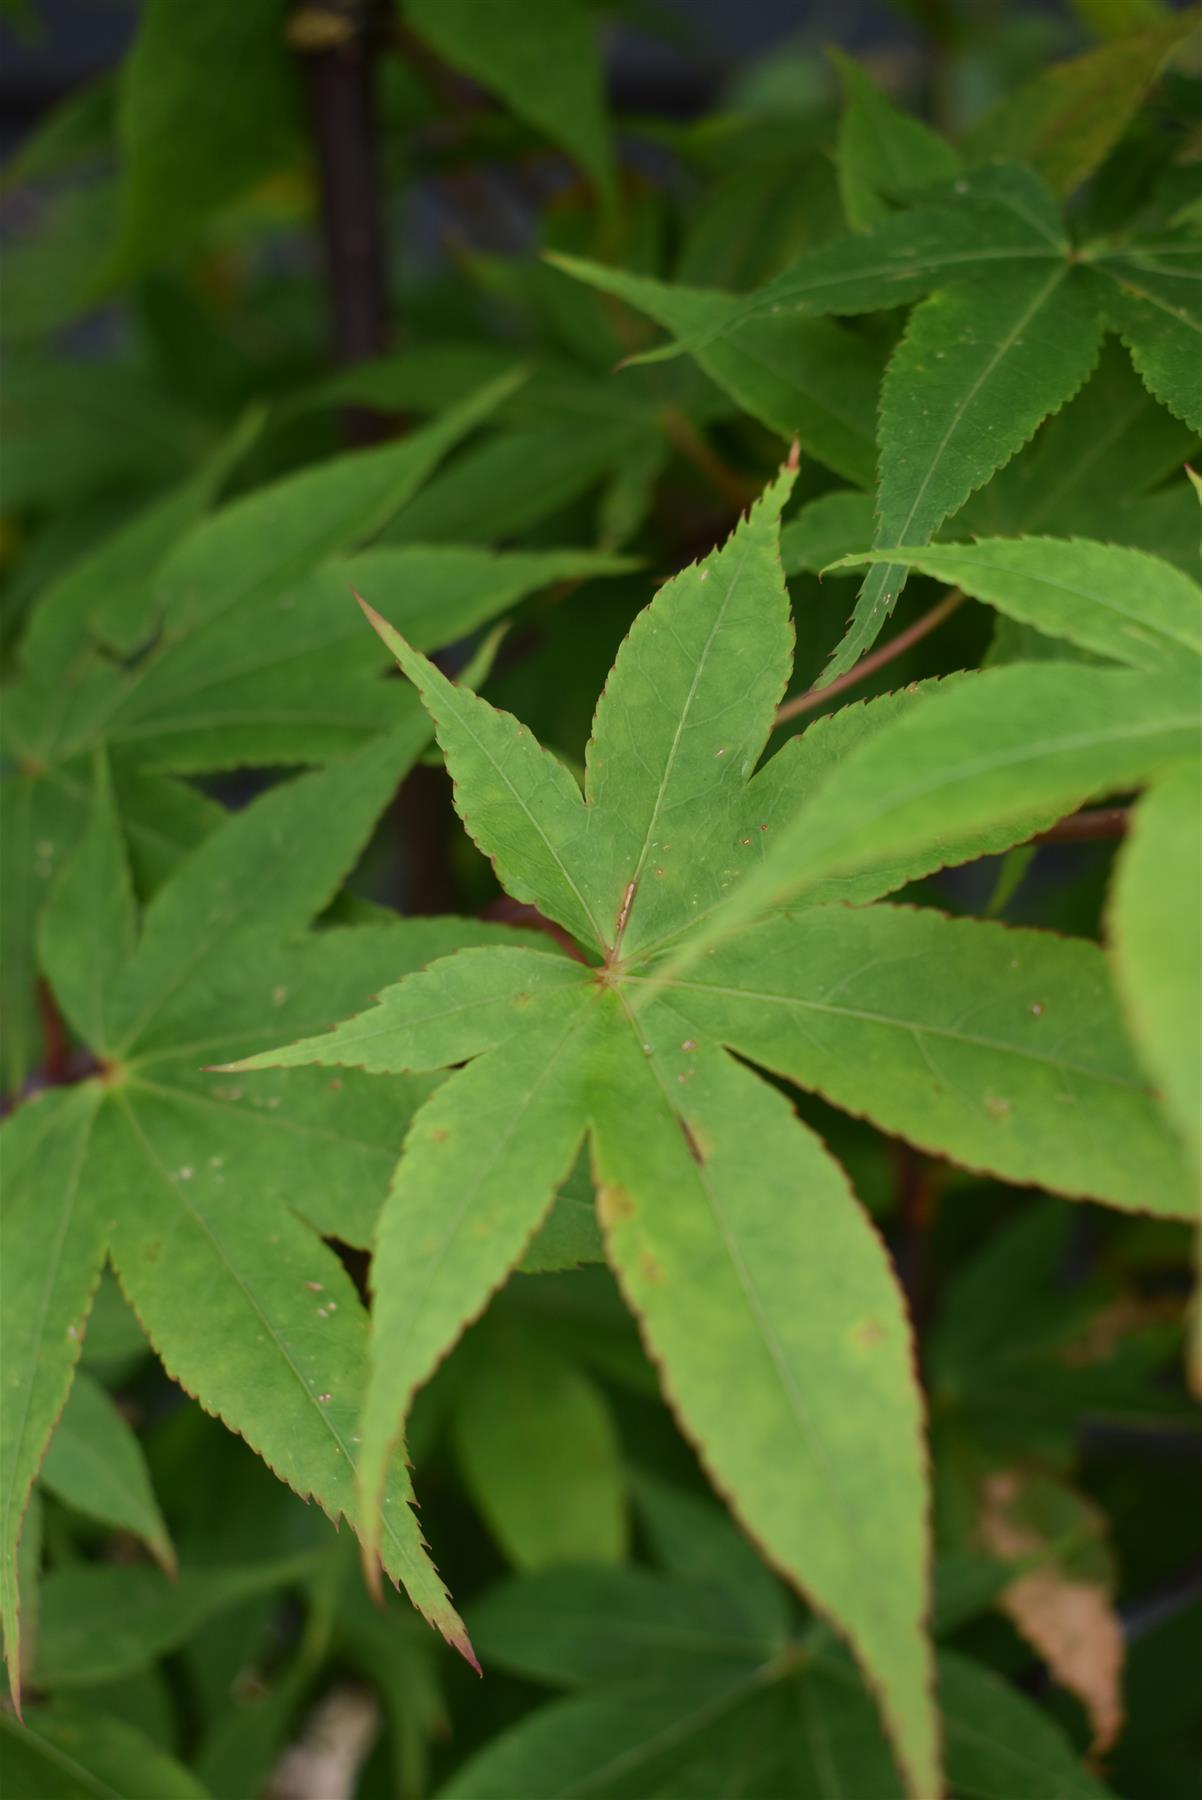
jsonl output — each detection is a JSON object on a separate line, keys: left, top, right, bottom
{"left": 449, "top": 1626, "right": 482, "bottom": 1676}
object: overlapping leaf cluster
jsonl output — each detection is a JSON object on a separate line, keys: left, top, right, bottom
{"left": 2, "top": 5, "right": 1201, "bottom": 1797}
{"left": 229, "top": 460, "right": 1198, "bottom": 1795}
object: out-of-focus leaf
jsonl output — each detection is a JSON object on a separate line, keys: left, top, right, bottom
{"left": 519, "top": 1152, "right": 605, "bottom": 1273}
{"left": 39, "top": 1371, "right": 173, "bottom": 1572}
{"left": 469, "top": 1563, "right": 784, "bottom": 1688}
{"left": 1109, "top": 759, "right": 1202, "bottom": 1178}
{"left": 966, "top": 15, "right": 1197, "bottom": 194}
{"left": 33, "top": 1555, "right": 317, "bottom": 1686}
{"left": 453, "top": 1323, "right": 628, "bottom": 1571}
{"left": 403, "top": 0, "right": 615, "bottom": 205}
{"left": 113, "top": 0, "right": 299, "bottom": 275}
{"left": 978, "top": 1468, "right": 1124, "bottom": 1753}
{"left": 0, "top": 1700, "right": 210, "bottom": 1800}
{"left": 833, "top": 50, "right": 959, "bottom": 229}
{"left": 781, "top": 490, "right": 875, "bottom": 577}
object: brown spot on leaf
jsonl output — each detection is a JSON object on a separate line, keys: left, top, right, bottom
{"left": 639, "top": 1251, "right": 665, "bottom": 1285}
{"left": 430, "top": 1128, "right": 450, "bottom": 1145}
{"left": 598, "top": 1183, "right": 635, "bottom": 1226}
{"left": 853, "top": 1318, "right": 887, "bottom": 1348}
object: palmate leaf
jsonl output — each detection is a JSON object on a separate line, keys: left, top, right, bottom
{"left": 553, "top": 160, "right": 1197, "bottom": 678}
{"left": 0, "top": 381, "right": 504, "bottom": 1096}
{"left": 1, "top": 732, "right": 544, "bottom": 1704}
{"left": 235, "top": 473, "right": 927, "bottom": 1792}
{"left": 448, "top": 1557, "right": 1115, "bottom": 1800}
{"left": 112, "top": 0, "right": 296, "bottom": 277}
{"left": 0, "top": 373, "right": 635, "bottom": 1096}
{"left": 239, "top": 468, "right": 1197, "bottom": 1795}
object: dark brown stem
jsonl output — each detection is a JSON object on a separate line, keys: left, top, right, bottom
{"left": 1034, "top": 806, "right": 1130, "bottom": 844}
{"left": 36, "top": 980, "right": 69, "bottom": 1087}
{"left": 659, "top": 409, "right": 757, "bottom": 512}
{"left": 291, "top": 0, "right": 392, "bottom": 445}
{"left": 892, "top": 1142, "right": 939, "bottom": 1331}
{"left": 775, "top": 589, "right": 966, "bottom": 728}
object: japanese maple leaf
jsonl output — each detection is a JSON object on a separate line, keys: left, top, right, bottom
{"left": 233, "top": 464, "right": 1196, "bottom": 1800}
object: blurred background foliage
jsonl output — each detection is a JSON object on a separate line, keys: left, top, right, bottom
{"left": 0, "top": 1, "right": 1199, "bottom": 1796}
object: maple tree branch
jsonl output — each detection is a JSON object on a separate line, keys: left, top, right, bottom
{"left": 291, "top": 0, "right": 392, "bottom": 445}
{"left": 1034, "top": 806, "right": 1130, "bottom": 844}
{"left": 775, "top": 588, "right": 966, "bottom": 727}
{"left": 892, "top": 1142, "right": 940, "bottom": 1333}
{"left": 36, "top": 981, "right": 69, "bottom": 1086}
{"left": 659, "top": 408, "right": 758, "bottom": 512}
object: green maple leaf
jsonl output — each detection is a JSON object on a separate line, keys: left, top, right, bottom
{"left": 0, "top": 725, "right": 547, "bottom": 1708}
{"left": 229, "top": 465, "right": 1195, "bottom": 1797}
{"left": 551, "top": 160, "right": 1201, "bottom": 679}
{"left": 0, "top": 371, "right": 632, "bottom": 1097}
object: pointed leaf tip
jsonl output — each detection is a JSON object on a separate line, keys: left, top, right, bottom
{"left": 352, "top": 588, "right": 386, "bottom": 633}
{"left": 451, "top": 1627, "right": 483, "bottom": 1676}
{"left": 352, "top": 590, "right": 414, "bottom": 672}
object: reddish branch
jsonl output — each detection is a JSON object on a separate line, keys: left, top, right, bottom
{"left": 1034, "top": 807, "right": 1130, "bottom": 844}
{"left": 775, "top": 589, "right": 966, "bottom": 727}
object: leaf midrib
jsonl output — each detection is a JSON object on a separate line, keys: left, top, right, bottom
{"left": 763, "top": 244, "right": 1064, "bottom": 324}
{"left": 612, "top": 531, "right": 758, "bottom": 957}
{"left": 372, "top": 1002, "right": 596, "bottom": 1415}
{"left": 612, "top": 995, "right": 895, "bottom": 1647}
{"left": 434, "top": 684, "right": 605, "bottom": 950}
{"left": 648, "top": 976, "right": 1154, "bottom": 1092}
{"left": 880, "top": 265, "right": 1071, "bottom": 545}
